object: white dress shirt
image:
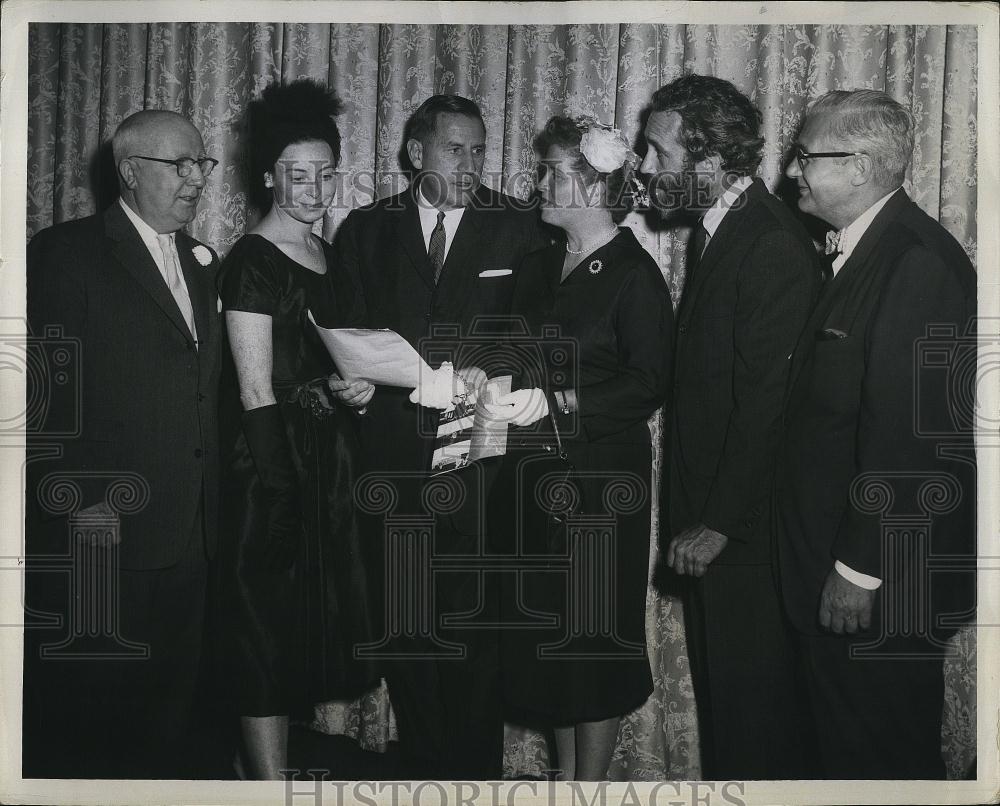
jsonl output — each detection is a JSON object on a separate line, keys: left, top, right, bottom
{"left": 416, "top": 188, "right": 466, "bottom": 264}
{"left": 118, "top": 199, "right": 198, "bottom": 338}
{"left": 830, "top": 188, "right": 901, "bottom": 276}
{"left": 702, "top": 174, "right": 755, "bottom": 240}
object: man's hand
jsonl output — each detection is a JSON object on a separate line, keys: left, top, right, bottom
{"left": 666, "top": 524, "right": 728, "bottom": 577}
{"left": 819, "top": 568, "right": 876, "bottom": 634}
{"left": 328, "top": 374, "right": 375, "bottom": 408}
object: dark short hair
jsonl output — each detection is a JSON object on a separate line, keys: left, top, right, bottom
{"left": 405, "top": 94, "right": 485, "bottom": 145}
{"left": 533, "top": 115, "right": 634, "bottom": 224}
{"left": 651, "top": 74, "right": 764, "bottom": 176}
{"left": 246, "top": 79, "right": 343, "bottom": 211}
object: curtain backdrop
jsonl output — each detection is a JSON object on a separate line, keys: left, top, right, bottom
{"left": 25, "top": 22, "right": 978, "bottom": 780}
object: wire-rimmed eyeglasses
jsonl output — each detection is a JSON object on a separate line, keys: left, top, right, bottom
{"left": 129, "top": 155, "right": 219, "bottom": 178}
{"left": 793, "top": 144, "right": 865, "bottom": 170}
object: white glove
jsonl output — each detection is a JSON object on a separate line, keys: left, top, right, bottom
{"left": 484, "top": 388, "right": 549, "bottom": 426}
{"left": 408, "top": 362, "right": 468, "bottom": 409}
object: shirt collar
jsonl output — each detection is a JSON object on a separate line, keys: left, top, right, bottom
{"left": 837, "top": 187, "right": 901, "bottom": 262}
{"left": 119, "top": 198, "right": 173, "bottom": 264}
{"left": 416, "top": 187, "right": 466, "bottom": 221}
{"left": 702, "top": 175, "right": 755, "bottom": 238}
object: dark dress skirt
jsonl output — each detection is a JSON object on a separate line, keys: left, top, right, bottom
{"left": 491, "top": 229, "right": 674, "bottom": 726}
{"left": 214, "top": 234, "right": 377, "bottom": 717}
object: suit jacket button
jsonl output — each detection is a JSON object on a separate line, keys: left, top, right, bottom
{"left": 678, "top": 324, "right": 688, "bottom": 334}
{"left": 194, "top": 448, "right": 203, "bottom": 458}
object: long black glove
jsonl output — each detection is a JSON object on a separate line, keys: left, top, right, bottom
{"left": 242, "top": 404, "right": 301, "bottom": 570}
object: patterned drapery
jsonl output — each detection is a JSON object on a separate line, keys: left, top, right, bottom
{"left": 26, "top": 22, "right": 978, "bottom": 780}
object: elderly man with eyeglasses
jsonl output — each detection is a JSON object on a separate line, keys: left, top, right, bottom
{"left": 24, "top": 110, "right": 222, "bottom": 779}
{"left": 777, "top": 89, "right": 977, "bottom": 778}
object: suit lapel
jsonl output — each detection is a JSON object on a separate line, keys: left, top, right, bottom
{"left": 441, "top": 187, "right": 486, "bottom": 279}
{"left": 833, "top": 188, "right": 909, "bottom": 278}
{"left": 396, "top": 187, "right": 437, "bottom": 290}
{"left": 678, "top": 179, "right": 762, "bottom": 323}
{"left": 785, "top": 190, "right": 909, "bottom": 396}
{"left": 104, "top": 203, "right": 195, "bottom": 343}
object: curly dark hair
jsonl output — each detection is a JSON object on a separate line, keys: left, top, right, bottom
{"left": 651, "top": 74, "right": 764, "bottom": 176}
{"left": 533, "top": 116, "right": 634, "bottom": 224}
{"left": 246, "top": 79, "right": 343, "bottom": 211}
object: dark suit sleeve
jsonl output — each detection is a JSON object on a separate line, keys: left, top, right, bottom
{"left": 571, "top": 261, "right": 673, "bottom": 441}
{"left": 332, "top": 210, "right": 369, "bottom": 328}
{"left": 27, "top": 227, "right": 87, "bottom": 340}
{"left": 833, "top": 246, "right": 972, "bottom": 577}
{"left": 26, "top": 226, "right": 102, "bottom": 514}
{"left": 701, "top": 229, "right": 816, "bottom": 542}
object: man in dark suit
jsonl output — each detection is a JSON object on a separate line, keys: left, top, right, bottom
{"left": 777, "top": 89, "right": 976, "bottom": 779}
{"left": 641, "top": 74, "right": 821, "bottom": 779}
{"left": 23, "top": 110, "right": 221, "bottom": 779}
{"left": 331, "top": 94, "right": 548, "bottom": 779}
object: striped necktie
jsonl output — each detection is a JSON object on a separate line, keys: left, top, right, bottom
{"left": 428, "top": 210, "right": 446, "bottom": 284}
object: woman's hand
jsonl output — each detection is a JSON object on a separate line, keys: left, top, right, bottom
{"left": 484, "top": 388, "right": 549, "bottom": 426}
{"left": 328, "top": 373, "right": 374, "bottom": 408}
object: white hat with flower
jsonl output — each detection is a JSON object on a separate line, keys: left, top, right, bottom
{"left": 574, "top": 117, "right": 649, "bottom": 208}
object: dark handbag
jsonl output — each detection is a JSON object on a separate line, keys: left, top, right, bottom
{"left": 531, "top": 409, "right": 578, "bottom": 522}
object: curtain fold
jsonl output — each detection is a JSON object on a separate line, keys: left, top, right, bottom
{"left": 25, "top": 21, "right": 978, "bottom": 781}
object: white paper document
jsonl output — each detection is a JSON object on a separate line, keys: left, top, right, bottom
{"left": 309, "top": 314, "right": 432, "bottom": 388}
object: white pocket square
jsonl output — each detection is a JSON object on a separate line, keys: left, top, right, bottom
{"left": 479, "top": 269, "right": 512, "bottom": 278}
{"left": 217, "top": 297, "right": 223, "bottom": 313}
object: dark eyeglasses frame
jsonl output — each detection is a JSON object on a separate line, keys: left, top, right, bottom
{"left": 793, "top": 145, "right": 866, "bottom": 169}
{"left": 129, "top": 155, "right": 219, "bottom": 177}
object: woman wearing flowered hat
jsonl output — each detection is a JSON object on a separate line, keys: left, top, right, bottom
{"left": 485, "top": 116, "right": 674, "bottom": 780}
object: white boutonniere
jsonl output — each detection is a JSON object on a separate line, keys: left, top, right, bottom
{"left": 588, "top": 259, "right": 603, "bottom": 275}
{"left": 192, "top": 244, "right": 213, "bottom": 267}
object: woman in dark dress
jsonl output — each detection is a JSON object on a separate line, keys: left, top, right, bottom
{"left": 486, "top": 116, "right": 674, "bottom": 780}
{"left": 216, "top": 80, "right": 375, "bottom": 779}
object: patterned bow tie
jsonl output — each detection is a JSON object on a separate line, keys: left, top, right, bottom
{"left": 825, "top": 229, "right": 845, "bottom": 256}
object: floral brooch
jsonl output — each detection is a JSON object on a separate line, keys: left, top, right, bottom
{"left": 192, "top": 244, "right": 213, "bottom": 266}
{"left": 588, "top": 259, "right": 603, "bottom": 275}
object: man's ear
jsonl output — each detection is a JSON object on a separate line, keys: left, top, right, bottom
{"left": 118, "top": 158, "right": 138, "bottom": 190}
{"left": 696, "top": 152, "right": 722, "bottom": 178}
{"left": 850, "top": 154, "right": 875, "bottom": 187}
{"left": 406, "top": 138, "right": 423, "bottom": 171}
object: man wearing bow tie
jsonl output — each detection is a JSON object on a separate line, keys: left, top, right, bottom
{"left": 24, "top": 110, "right": 222, "bottom": 778}
{"left": 332, "top": 94, "right": 548, "bottom": 779}
{"left": 779, "top": 89, "right": 976, "bottom": 778}
{"left": 641, "top": 74, "right": 821, "bottom": 779}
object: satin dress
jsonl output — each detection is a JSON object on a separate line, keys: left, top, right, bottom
{"left": 215, "top": 234, "right": 376, "bottom": 716}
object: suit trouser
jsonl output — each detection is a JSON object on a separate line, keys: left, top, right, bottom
{"left": 23, "top": 507, "right": 208, "bottom": 779}
{"left": 799, "top": 632, "right": 947, "bottom": 779}
{"left": 686, "top": 563, "right": 814, "bottom": 780}
{"left": 379, "top": 515, "right": 503, "bottom": 781}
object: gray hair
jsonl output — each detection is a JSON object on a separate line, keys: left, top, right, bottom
{"left": 805, "top": 90, "right": 914, "bottom": 188}
{"left": 111, "top": 110, "right": 191, "bottom": 167}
